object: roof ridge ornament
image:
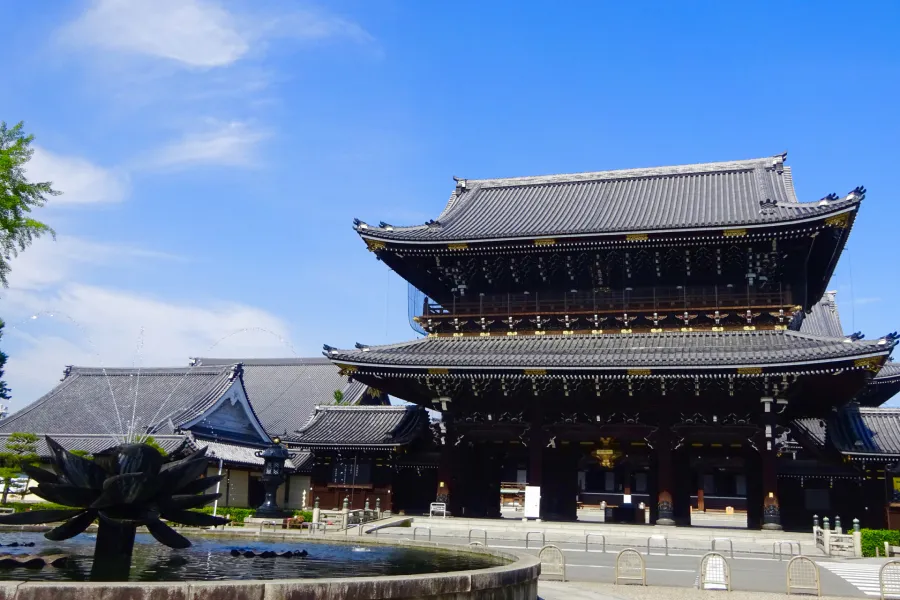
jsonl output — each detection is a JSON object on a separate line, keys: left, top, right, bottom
{"left": 759, "top": 198, "right": 778, "bottom": 215}
{"left": 453, "top": 176, "right": 468, "bottom": 192}
{"left": 818, "top": 193, "right": 838, "bottom": 206}
{"left": 846, "top": 186, "right": 866, "bottom": 201}
{"left": 846, "top": 332, "right": 865, "bottom": 342}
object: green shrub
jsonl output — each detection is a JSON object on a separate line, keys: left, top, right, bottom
{"left": 861, "top": 529, "right": 900, "bottom": 557}
{"left": 294, "top": 510, "right": 313, "bottom": 522}
{"left": 2, "top": 501, "right": 72, "bottom": 513}
{"left": 192, "top": 505, "right": 256, "bottom": 525}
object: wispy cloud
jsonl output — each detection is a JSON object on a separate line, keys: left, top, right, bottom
{"left": 854, "top": 297, "right": 882, "bottom": 306}
{"left": 2, "top": 236, "right": 290, "bottom": 409}
{"left": 147, "top": 121, "right": 269, "bottom": 169}
{"left": 26, "top": 146, "right": 129, "bottom": 204}
{"left": 60, "top": 0, "right": 375, "bottom": 70}
{"left": 6, "top": 235, "right": 182, "bottom": 291}
{"left": 61, "top": 0, "right": 249, "bottom": 68}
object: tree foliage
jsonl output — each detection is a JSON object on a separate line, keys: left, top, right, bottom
{"left": 0, "top": 121, "right": 57, "bottom": 287}
{"left": 0, "top": 320, "right": 10, "bottom": 403}
{"left": 333, "top": 389, "right": 345, "bottom": 405}
{"left": 0, "top": 432, "right": 39, "bottom": 504}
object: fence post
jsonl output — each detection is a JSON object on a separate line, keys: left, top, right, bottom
{"left": 365, "top": 498, "right": 370, "bottom": 511}
{"left": 823, "top": 528, "right": 832, "bottom": 557}
{"left": 376, "top": 497, "right": 381, "bottom": 517}
{"left": 835, "top": 515, "right": 842, "bottom": 534}
{"left": 813, "top": 514, "right": 819, "bottom": 529}
{"left": 823, "top": 516, "right": 830, "bottom": 530}
{"left": 312, "top": 497, "right": 320, "bottom": 525}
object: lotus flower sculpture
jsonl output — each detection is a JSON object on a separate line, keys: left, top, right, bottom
{"left": 0, "top": 437, "right": 227, "bottom": 580}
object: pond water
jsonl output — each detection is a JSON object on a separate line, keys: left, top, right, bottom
{"left": 0, "top": 531, "right": 503, "bottom": 582}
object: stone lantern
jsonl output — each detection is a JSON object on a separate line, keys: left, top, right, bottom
{"left": 255, "top": 436, "right": 290, "bottom": 518}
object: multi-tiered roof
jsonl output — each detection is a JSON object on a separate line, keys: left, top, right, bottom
{"left": 329, "top": 154, "right": 893, "bottom": 421}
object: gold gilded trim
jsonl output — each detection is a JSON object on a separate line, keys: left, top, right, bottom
{"left": 524, "top": 369, "right": 547, "bottom": 376}
{"left": 626, "top": 233, "right": 648, "bottom": 241}
{"left": 825, "top": 213, "right": 851, "bottom": 229}
{"left": 337, "top": 364, "right": 358, "bottom": 375}
{"left": 737, "top": 367, "right": 762, "bottom": 375}
{"left": 854, "top": 356, "right": 883, "bottom": 372}
{"left": 723, "top": 228, "right": 747, "bottom": 237}
{"left": 428, "top": 368, "right": 449, "bottom": 374}
{"left": 448, "top": 243, "right": 469, "bottom": 250}
{"left": 534, "top": 238, "right": 556, "bottom": 246}
{"left": 627, "top": 368, "right": 651, "bottom": 376}
{"left": 365, "top": 239, "right": 386, "bottom": 251}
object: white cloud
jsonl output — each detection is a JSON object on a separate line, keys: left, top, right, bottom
{"left": 3, "top": 283, "right": 294, "bottom": 411}
{"left": 61, "top": 0, "right": 249, "bottom": 68}
{"left": 5, "top": 236, "right": 180, "bottom": 291}
{"left": 26, "top": 146, "right": 129, "bottom": 204}
{"left": 148, "top": 121, "right": 268, "bottom": 169}
{"left": 0, "top": 235, "right": 293, "bottom": 411}
{"left": 60, "top": 0, "right": 375, "bottom": 69}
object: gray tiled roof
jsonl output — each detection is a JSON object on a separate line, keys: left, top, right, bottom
{"left": 356, "top": 154, "right": 862, "bottom": 243}
{"left": 0, "top": 366, "right": 238, "bottom": 437}
{"left": 800, "top": 291, "right": 844, "bottom": 338}
{"left": 875, "top": 362, "right": 900, "bottom": 382}
{"left": 191, "top": 358, "right": 373, "bottom": 437}
{"left": 793, "top": 418, "right": 827, "bottom": 447}
{"left": 827, "top": 406, "right": 900, "bottom": 456}
{"left": 325, "top": 330, "right": 892, "bottom": 371}
{"left": 187, "top": 437, "right": 307, "bottom": 471}
{"left": 287, "top": 405, "right": 427, "bottom": 448}
{"left": 0, "top": 433, "right": 189, "bottom": 458}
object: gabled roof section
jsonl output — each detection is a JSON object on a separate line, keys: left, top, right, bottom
{"left": 799, "top": 291, "right": 845, "bottom": 338}
{"left": 286, "top": 405, "right": 427, "bottom": 449}
{"left": 827, "top": 405, "right": 900, "bottom": 458}
{"left": 324, "top": 330, "right": 894, "bottom": 372}
{"left": 0, "top": 365, "right": 240, "bottom": 437}
{"left": 355, "top": 154, "right": 864, "bottom": 244}
{"left": 0, "top": 433, "right": 190, "bottom": 458}
{"left": 857, "top": 361, "right": 900, "bottom": 407}
{"left": 190, "top": 357, "right": 381, "bottom": 437}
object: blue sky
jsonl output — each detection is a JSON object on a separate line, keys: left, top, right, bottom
{"left": 1, "top": 1, "right": 898, "bottom": 410}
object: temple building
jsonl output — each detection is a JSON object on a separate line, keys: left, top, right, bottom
{"left": 325, "top": 153, "right": 900, "bottom": 530}
{"left": 0, "top": 358, "right": 386, "bottom": 511}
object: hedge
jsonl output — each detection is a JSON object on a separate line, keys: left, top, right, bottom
{"left": 861, "top": 529, "right": 900, "bottom": 557}
{"left": 2, "top": 502, "right": 72, "bottom": 513}
{"left": 192, "top": 507, "right": 314, "bottom": 525}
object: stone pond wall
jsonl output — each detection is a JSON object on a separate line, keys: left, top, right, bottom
{"left": 0, "top": 541, "right": 539, "bottom": 600}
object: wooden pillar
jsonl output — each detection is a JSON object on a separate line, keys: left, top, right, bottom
{"left": 696, "top": 467, "right": 705, "bottom": 512}
{"left": 436, "top": 417, "right": 460, "bottom": 516}
{"left": 656, "top": 428, "right": 675, "bottom": 526}
{"left": 761, "top": 397, "right": 783, "bottom": 530}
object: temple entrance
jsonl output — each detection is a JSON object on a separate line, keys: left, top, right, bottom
{"left": 688, "top": 454, "right": 749, "bottom": 528}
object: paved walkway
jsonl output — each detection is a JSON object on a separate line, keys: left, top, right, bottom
{"left": 538, "top": 581, "right": 853, "bottom": 600}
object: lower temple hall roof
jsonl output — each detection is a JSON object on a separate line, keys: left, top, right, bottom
{"left": 326, "top": 330, "right": 893, "bottom": 372}
{"left": 190, "top": 357, "right": 377, "bottom": 436}
{"left": 286, "top": 405, "right": 428, "bottom": 449}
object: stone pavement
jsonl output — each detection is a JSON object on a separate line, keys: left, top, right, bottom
{"left": 538, "top": 581, "right": 850, "bottom": 600}
{"left": 399, "top": 516, "right": 817, "bottom": 556}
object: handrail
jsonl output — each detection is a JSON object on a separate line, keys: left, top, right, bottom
{"left": 879, "top": 560, "right": 900, "bottom": 600}
{"left": 585, "top": 533, "right": 606, "bottom": 553}
{"left": 468, "top": 528, "right": 488, "bottom": 547}
{"left": 773, "top": 541, "right": 801, "bottom": 560}
{"left": 346, "top": 523, "right": 363, "bottom": 536}
{"left": 615, "top": 548, "right": 646, "bottom": 586}
{"left": 647, "top": 535, "right": 668, "bottom": 556}
{"left": 413, "top": 526, "right": 432, "bottom": 542}
{"left": 307, "top": 522, "right": 326, "bottom": 536}
{"left": 711, "top": 537, "right": 734, "bottom": 559}
{"left": 699, "top": 552, "right": 731, "bottom": 591}
{"left": 525, "top": 531, "right": 545, "bottom": 549}
{"left": 259, "top": 520, "right": 279, "bottom": 533}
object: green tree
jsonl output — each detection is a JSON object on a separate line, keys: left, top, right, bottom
{"left": 0, "top": 432, "right": 39, "bottom": 504}
{"left": 333, "top": 389, "right": 344, "bottom": 405}
{"left": 0, "top": 320, "right": 11, "bottom": 405}
{"left": 0, "top": 121, "right": 57, "bottom": 287}
{"left": 142, "top": 436, "right": 167, "bottom": 457}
